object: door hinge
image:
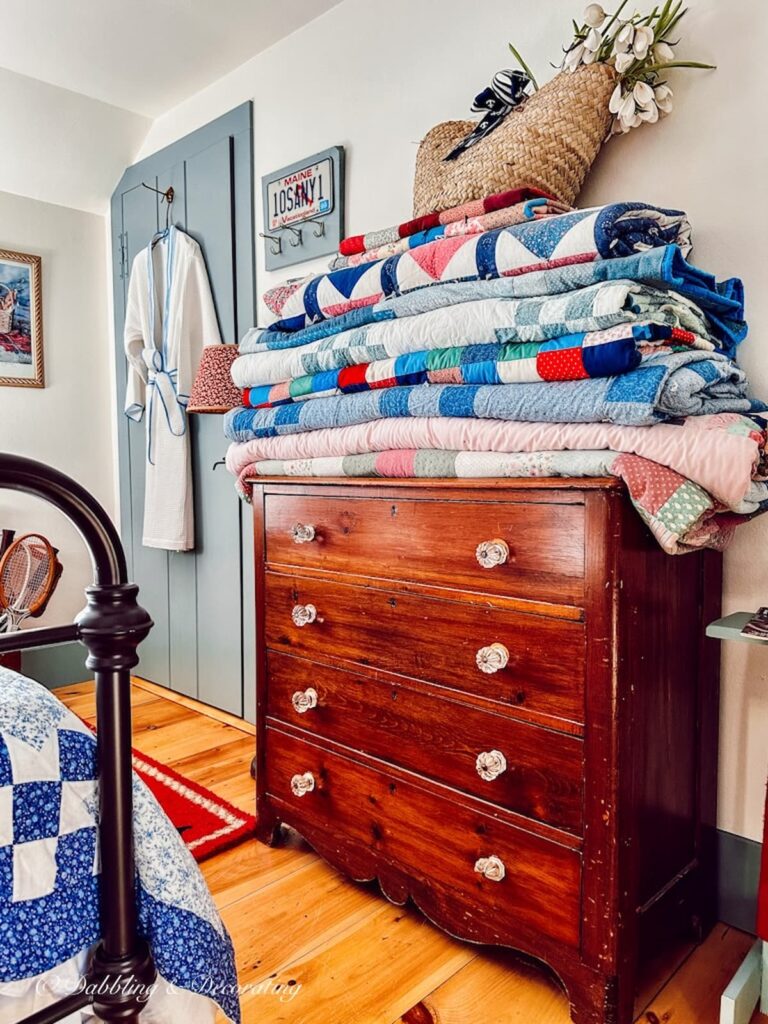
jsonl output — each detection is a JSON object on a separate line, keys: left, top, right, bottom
{"left": 118, "top": 232, "right": 128, "bottom": 280}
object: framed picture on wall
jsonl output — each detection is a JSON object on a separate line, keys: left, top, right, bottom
{"left": 0, "top": 248, "right": 44, "bottom": 388}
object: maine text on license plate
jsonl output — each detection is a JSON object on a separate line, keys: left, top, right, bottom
{"left": 267, "top": 158, "right": 334, "bottom": 230}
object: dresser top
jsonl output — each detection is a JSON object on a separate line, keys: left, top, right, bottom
{"left": 247, "top": 476, "right": 624, "bottom": 491}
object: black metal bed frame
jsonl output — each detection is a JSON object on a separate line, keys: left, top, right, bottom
{"left": 0, "top": 454, "right": 155, "bottom": 1024}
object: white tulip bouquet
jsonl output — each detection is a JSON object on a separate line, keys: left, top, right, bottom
{"left": 509, "top": 1, "right": 715, "bottom": 135}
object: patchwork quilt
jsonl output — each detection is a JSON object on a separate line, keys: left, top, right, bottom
{"left": 234, "top": 281, "right": 718, "bottom": 389}
{"left": 327, "top": 197, "right": 571, "bottom": 271}
{"left": 224, "top": 414, "right": 768, "bottom": 556}
{"left": 0, "top": 669, "right": 240, "bottom": 1024}
{"left": 265, "top": 204, "right": 693, "bottom": 333}
{"left": 339, "top": 185, "right": 555, "bottom": 255}
{"left": 240, "top": 327, "right": 703, "bottom": 409}
{"left": 248, "top": 246, "right": 745, "bottom": 357}
{"left": 225, "top": 350, "right": 760, "bottom": 442}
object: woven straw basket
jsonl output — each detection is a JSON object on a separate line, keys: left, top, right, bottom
{"left": 413, "top": 63, "right": 617, "bottom": 216}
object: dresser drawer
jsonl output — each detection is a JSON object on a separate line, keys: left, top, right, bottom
{"left": 265, "top": 573, "right": 586, "bottom": 725}
{"left": 267, "top": 653, "right": 583, "bottom": 834}
{"left": 264, "top": 493, "right": 585, "bottom": 607}
{"left": 265, "top": 727, "right": 582, "bottom": 950}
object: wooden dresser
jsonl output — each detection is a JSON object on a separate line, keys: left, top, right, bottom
{"left": 251, "top": 477, "right": 721, "bottom": 1024}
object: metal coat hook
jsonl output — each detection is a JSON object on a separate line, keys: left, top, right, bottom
{"left": 281, "top": 225, "right": 303, "bottom": 247}
{"left": 212, "top": 459, "right": 226, "bottom": 471}
{"left": 306, "top": 218, "right": 326, "bottom": 239}
{"left": 259, "top": 231, "right": 282, "bottom": 256}
{"left": 142, "top": 182, "right": 174, "bottom": 232}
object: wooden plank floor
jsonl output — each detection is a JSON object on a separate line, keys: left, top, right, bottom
{"left": 57, "top": 679, "right": 766, "bottom": 1024}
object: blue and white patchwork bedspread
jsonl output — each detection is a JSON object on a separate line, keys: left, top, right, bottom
{"left": 247, "top": 246, "right": 746, "bottom": 358}
{"left": 0, "top": 668, "right": 240, "bottom": 1024}
{"left": 225, "top": 349, "right": 763, "bottom": 441}
{"left": 264, "top": 203, "right": 693, "bottom": 334}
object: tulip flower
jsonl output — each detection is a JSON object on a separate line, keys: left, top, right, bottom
{"left": 632, "top": 25, "right": 655, "bottom": 59}
{"left": 654, "top": 83, "right": 674, "bottom": 114}
{"left": 613, "top": 21, "right": 635, "bottom": 54}
{"left": 654, "top": 41, "right": 675, "bottom": 62}
{"left": 633, "top": 80, "right": 655, "bottom": 106}
{"left": 584, "top": 3, "right": 607, "bottom": 27}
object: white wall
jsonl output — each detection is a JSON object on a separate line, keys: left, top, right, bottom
{"left": 0, "top": 190, "right": 115, "bottom": 630}
{"left": 0, "top": 67, "right": 149, "bottom": 214}
{"left": 118, "top": 0, "right": 768, "bottom": 842}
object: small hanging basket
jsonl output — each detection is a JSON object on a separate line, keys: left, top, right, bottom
{"left": 413, "top": 62, "right": 617, "bottom": 216}
{"left": 0, "top": 284, "right": 15, "bottom": 334}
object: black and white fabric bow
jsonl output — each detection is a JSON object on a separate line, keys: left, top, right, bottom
{"left": 444, "top": 69, "right": 531, "bottom": 162}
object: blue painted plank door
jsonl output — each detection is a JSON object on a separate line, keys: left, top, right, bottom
{"left": 110, "top": 104, "right": 255, "bottom": 717}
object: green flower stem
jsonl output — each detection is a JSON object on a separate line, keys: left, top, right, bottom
{"left": 508, "top": 43, "right": 540, "bottom": 90}
{"left": 602, "top": 0, "right": 630, "bottom": 35}
{"left": 643, "top": 60, "right": 716, "bottom": 70}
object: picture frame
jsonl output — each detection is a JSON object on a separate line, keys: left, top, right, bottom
{"left": 0, "top": 248, "right": 44, "bottom": 388}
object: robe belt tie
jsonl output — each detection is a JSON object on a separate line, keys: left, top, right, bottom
{"left": 143, "top": 348, "right": 186, "bottom": 466}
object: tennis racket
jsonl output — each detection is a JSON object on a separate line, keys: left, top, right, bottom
{"left": 0, "top": 533, "right": 62, "bottom": 632}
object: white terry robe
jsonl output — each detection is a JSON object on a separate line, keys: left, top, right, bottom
{"left": 124, "top": 227, "right": 221, "bottom": 550}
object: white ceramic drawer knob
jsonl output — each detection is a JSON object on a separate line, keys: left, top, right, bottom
{"left": 290, "top": 771, "right": 315, "bottom": 797}
{"left": 292, "top": 687, "right": 318, "bottom": 714}
{"left": 291, "top": 603, "right": 317, "bottom": 627}
{"left": 474, "top": 855, "right": 506, "bottom": 882}
{"left": 291, "top": 523, "right": 316, "bottom": 544}
{"left": 475, "top": 538, "right": 510, "bottom": 569}
{"left": 475, "top": 750, "right": 508, "bottom": 781}
{"left": 475, "top": 642, "right": 510, "bottom": 675}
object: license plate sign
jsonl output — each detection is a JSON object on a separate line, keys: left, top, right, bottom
{"left": 267, "top": 157, "right": 334, "bottom": 230}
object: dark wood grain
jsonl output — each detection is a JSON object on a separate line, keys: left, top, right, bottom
{"left": 265, "top": 492, "right": 586, "bottom": 607}
{"left": 267, "top": 651, "right": 584, "bottom": 834}
{"left": 251, "top": 477, "right": 721, "bottom": 1024}
{"left": 265, "top": 571, "right": 586, "bottom": 725}
{"left": 265, "top": 726, "right": 582, "bottom": 950}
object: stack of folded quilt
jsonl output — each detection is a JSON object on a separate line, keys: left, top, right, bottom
{"left": 225, "top": 191, "right": 768, "bottom": 554}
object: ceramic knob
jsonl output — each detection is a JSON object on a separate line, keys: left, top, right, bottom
{"left": 292, "top": 688, "right": 318, "bottom": 714}
{"left": 475, "top": 642, "right": 510, "bottom": 674}
{"left": 291, "top": 603, "right": 317, "bottom": 627}
{"left": 474, "top": 855, "right": 506, "bottom": 882}
{"left": 475, "top": 750, "right": 508, "bottom": 781}
{"left": 475, "top": 538, "right": 510, "bottom": 569}
{"left": 291, "top": 523, "right": 316, "bottom": 544}
{"left": 290, "top": 771, "right": 315, "bottom": 797}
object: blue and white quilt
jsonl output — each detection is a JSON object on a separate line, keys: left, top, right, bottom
{"left": 225, "top": 349, "right": 764, "bottom": 441}
{"left": 0, "top": 668, "right": 240, "bottom": 1024}
{"left": 263, "top": 203, "right": 694, "bottom": 334}
{"left": 248, "top": 245, "right": 746, "bottom": 358}
{"left": 232, "top": 281, "right": 719, "bottom": 390}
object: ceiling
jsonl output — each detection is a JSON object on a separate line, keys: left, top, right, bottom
{"left": 0, "top": 0, "right": 343, "bottom": 117}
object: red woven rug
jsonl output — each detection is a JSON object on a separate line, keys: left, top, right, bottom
{"left": 132, "top": 746, "right": 256, "bottom": 862}
{"left": 80, "top": 718, "right": 256, "bottom": 861}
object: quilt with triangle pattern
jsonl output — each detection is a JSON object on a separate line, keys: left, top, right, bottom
{"left": 264, "top": 203, "right": 692, "bottom": 334}
{"left": 249, "top": 246, "right": 745, "bottom": 359}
